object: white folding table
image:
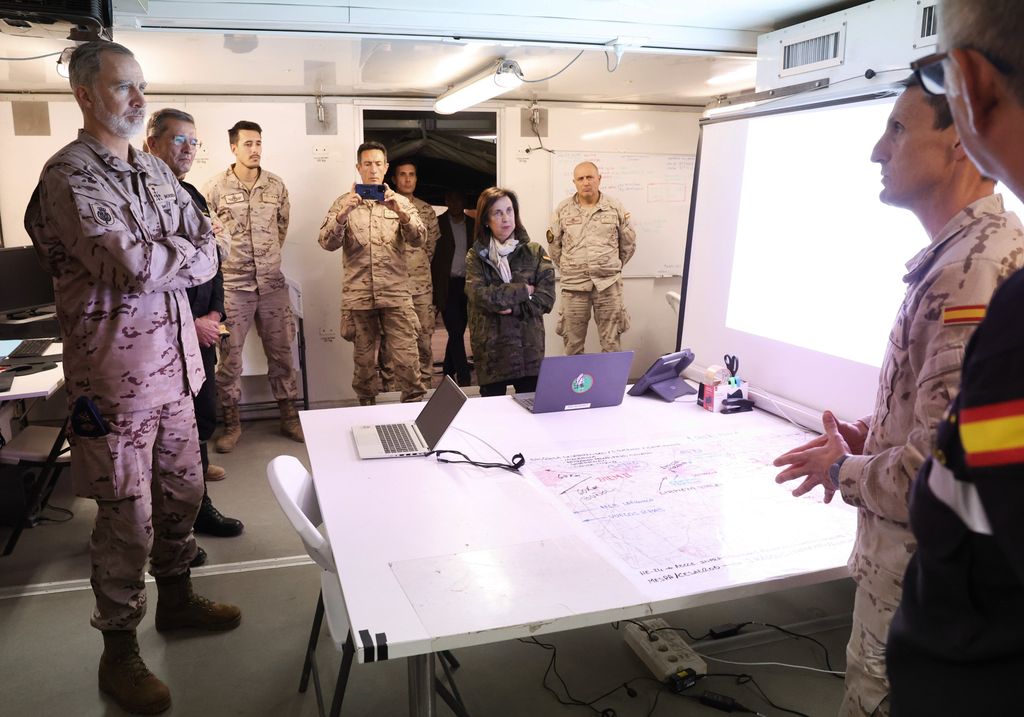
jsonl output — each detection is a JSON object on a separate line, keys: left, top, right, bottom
{"left": 301, "top": 392, "right": 855, "bottom": 716}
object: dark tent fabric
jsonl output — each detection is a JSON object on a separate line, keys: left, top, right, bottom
{"left": 389, "top": 132, "right": 495, "bottom": 176}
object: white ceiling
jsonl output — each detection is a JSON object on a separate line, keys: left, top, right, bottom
{"left": 0, "top": 1, "right": 860, "bottom": 105}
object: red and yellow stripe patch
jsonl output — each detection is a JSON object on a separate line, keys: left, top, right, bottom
{"left": 960, "top": 398, "right": 1024, "bottom": 467}
{"left": 943, "top": 304, "right": 986, "bottom": 325}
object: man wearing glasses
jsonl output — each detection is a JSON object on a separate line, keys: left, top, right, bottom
{"left": 145, "top": 108, "right": 244, "bottom": 544}
{"left": 888, "top": 2, "right": 1024, "bottom": 714}
{"left": 204, "top": 121, "right": 303, "bottom": 450}
{"left": 773, "top": 74, "right": 1024, "bottom": 716}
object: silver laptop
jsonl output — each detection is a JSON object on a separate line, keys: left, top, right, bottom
{"left": 352, "top": 375, "right": 468, "bottom": 459}
{"left": 513, "top": 351, "right": 634, "bottom": 414}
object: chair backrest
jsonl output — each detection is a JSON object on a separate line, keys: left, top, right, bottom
{"left": 267, "top": 455, "right": 336, "bottom": 573}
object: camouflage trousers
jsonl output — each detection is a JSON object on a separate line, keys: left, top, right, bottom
{"left": 557, "top": 280, "right": 629, "bottom": 355}
{"left": 69, "top": 396, "right": 202, "bottom": 632}
{"left": 344, "top": 305, "right": 425, "bottom": 402}
{"left": 216, "top": 287, "right": 298, "bottom": 405}
{"left": 380, "top": 298, "right": 435, "bottom": 391}
{"left": 840, "top": 585, "right": 894, "bottom": 717}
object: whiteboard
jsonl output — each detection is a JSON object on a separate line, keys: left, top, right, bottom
{"left": 550, "top": 151, "right": 695, "bottom": 278}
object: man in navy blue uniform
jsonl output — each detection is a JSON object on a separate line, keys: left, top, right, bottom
{"left": 887, "top": 2, "right": 1024, "bottom": 714}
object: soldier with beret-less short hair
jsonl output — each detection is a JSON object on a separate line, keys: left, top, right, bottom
{"left": 548, "top": 161, "right": 636, "bottom": 354}
{"left": 379, "top": 159, "right": 440, "bottom": 392}
{"left": 319, "top": 141, "right": 427, "bottom": 405}
{"left": 24, "top": 40, "right": 240, "bottom": 715}
{"left": 773, "top": 75, "right": 1024, "bottom": 717}
{"left": 204, "top": 120, "right": 303, "bottom": 451}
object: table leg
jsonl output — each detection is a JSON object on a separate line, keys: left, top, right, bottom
{"left": 407, "top": 653, "right": 437, "bottom": 717}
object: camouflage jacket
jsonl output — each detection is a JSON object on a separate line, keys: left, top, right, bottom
{"left": 318, "top": 193, "right": 425, "bottom": 310}
{"left": 466, "top": 230, "right": 556, "bottom": 385}
{"left": 406, "top": 196, "right": 440, "bottom": 301}
{"left": 547, "top": 193, "right": 636, "bottom": 291}
{"left": 24, "top": 130, "right": 218, "bottom": 414}
{"left": 838, "top": 194, "right": 1024, "bottom": 602}
{"left": 203, "top": 166, "right": 290, "bottom": 293}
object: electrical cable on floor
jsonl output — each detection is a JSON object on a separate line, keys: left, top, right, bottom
{"left": 699, "top": 653, "right": 846, "bottom": 677}
{"left": 617, "top": 618, "right": 709, "bottom": 643}
{"left": 518, "top": 636, "right": 662, "bottom": 716}
{"left": 32, "top": 504, "right": 73, "bottom": 524}
{"left": 749, "top": 621, "right": 843, "bottom": 678}
{"left": 698, "top": 673, "right": 811, "bottom": 717}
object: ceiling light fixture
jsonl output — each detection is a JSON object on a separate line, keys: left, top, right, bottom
{"left": 434, "top": 59, "right": 523, "bottom": 115}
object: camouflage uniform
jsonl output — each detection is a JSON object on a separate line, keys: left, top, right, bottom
{"left": 547, "top": 193, "right": 636, "bottom": 354}
{"left": 203, "top": 167, "right": 298, "bottom": 405}
{"left": 833, "top": 195, "right": 1024, "bottom": 717}
{"left": 319, "top": 192, "right": 426, "bottom": 402}
{"left": 466, "top": 229, "right": 556, "bottom": 386}
{"left": 381, "top": 195, "right": 439, "bottom": 390}
{"left": 24, "top": 130, "right": 217, "bottom": 631}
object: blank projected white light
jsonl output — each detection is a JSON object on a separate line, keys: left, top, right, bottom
{"left": 725, "top": 101, "right": 926, "bottom": 367}
{"left": 434, "top": 60, "right": 523, "bottom": 115}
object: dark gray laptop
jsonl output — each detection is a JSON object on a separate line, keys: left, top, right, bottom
{"left": 353, "top": 376, "right": 467, "bottom": 459}
{"left": 513, "top": 352, "right": 634, "bottom": 413}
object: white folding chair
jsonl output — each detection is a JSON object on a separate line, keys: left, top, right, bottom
{"left": 267, "top": 455, "right": 472, "bottom": 717}
{"left": 267, "top": 455, "right": 354, "bottom": 717}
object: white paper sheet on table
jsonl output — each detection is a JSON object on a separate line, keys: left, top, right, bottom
{"left": 522, "top": 425, "right": 857, "bottom": 595}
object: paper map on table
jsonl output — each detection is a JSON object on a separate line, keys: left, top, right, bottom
{"left": 525, "top": 426, "right": 856, "bottom": 594}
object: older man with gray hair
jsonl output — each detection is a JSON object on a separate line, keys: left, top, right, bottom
{"left": 24, "top": 42, "right": 240, "bottom": 715}
{"left": 145, "top": 107, "right": 244, "bottom": 542}
{"left": 887, "top": 2, "right": 1024, "bottom": 715}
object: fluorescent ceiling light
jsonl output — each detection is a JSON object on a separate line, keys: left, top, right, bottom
{"left": 434, "top": 59, "right": 523, "bottom": 115}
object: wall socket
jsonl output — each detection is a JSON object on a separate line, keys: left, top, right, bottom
{"left": 623, "top": 618, "right": 707, "bottom": 681}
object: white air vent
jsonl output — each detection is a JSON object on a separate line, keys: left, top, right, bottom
{"left": 914, "top": 2, "right": 938, "bottom": 49}
{"left": 779, "top": 24, "right": 846, "bottom": 77}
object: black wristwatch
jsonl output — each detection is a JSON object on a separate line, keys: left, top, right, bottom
{"left": 828, "top": 454, "right": 850, "bottom": 488}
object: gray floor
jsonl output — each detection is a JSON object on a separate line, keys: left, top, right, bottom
{"left": 0, "top": 416, "right": 855, "bottom": 717}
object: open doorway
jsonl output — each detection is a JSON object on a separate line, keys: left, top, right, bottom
{"left": 362, "top": 108, "right": 497, "bottom": 390}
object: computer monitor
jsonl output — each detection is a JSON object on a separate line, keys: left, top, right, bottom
{"left": 0, "top": 247, "right": 55, "bottom": 317}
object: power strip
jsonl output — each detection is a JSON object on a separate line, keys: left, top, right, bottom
{"left": 623, "top": 618, "right": 707, "bottom": 681}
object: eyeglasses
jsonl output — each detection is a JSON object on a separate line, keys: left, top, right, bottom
{"left": 911, "top": 51, "right": 948, "bottom": 96}
{"left": 911, "top": 48, "right": 1014, "bottom": 97}
{"left": 171, "top": 135, "right": 202, "bottom": 148}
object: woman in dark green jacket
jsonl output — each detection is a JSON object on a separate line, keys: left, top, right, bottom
{"left": 466, "top": 187, "right": 555, "bottom": 397}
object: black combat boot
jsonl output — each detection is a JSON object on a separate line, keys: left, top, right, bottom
{"left": 193, "top": 494, "right": 244, "bottom": 538}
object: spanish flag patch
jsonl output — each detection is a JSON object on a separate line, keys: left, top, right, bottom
{"left": 960, "top": 398, "right": 1024, "bottom": 467}
{"left": 943, "top": 305, "right": 986, "bottom": 325}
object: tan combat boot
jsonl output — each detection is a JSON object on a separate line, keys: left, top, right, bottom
{"left": 98, "top": 630, "right": 171, "bottom": 715}
{"left": 278, "top": 399, "right": 305, "bottom": 443}
{"left": 215, "top": 403, "right": 241, "bottom": 453}
{"left": 154, "top": 571, "right": 241, "bottom": 632}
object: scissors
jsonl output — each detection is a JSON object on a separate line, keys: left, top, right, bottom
{"left": 724, "top": 354, "right": 740, "bottom": 379}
